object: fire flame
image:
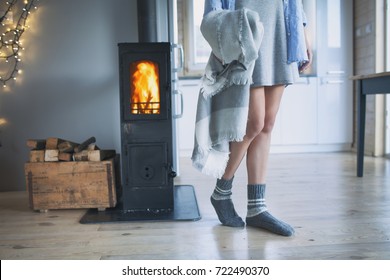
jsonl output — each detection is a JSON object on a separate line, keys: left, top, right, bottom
{"left": 131, "top": 61, "right": 160, "bottom": 114}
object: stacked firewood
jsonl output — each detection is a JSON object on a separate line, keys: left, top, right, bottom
{"left": 26, "top": 136, "right": 116, "bottom": 162}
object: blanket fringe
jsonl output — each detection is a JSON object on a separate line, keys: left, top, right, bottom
{"left": 191, "top": 133, "right": 245, "bottom": 179}
{"left": 192, "top": 149, "right": 230, "bottom": 179}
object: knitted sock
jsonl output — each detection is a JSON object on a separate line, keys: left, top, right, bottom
{"left": 210, "top": 177, "right": 245, "bottom": 227}
{"left": 246, "top": 184, "right": 294, "bottom": 236}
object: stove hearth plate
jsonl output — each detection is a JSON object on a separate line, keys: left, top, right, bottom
{"left": 79, "top": 185, "right": 200, "bottom": 224}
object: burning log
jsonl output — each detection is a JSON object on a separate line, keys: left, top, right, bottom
{"left": 131, "top": 61, "right": 160, "bottom": 114}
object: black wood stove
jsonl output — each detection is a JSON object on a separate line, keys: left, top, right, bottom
{"left": 118, "top": 42, "right": 176, "bottom": 212}
{"left": 80, "top": 0, "right": 200, "bottom": 223}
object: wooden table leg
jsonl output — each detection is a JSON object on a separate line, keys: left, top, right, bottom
{"left": 357, "top": 80, "right": 366, "bottom": 177}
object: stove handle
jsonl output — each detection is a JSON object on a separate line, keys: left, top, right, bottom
{"left": 172, "top": 44, "right": 184, "bottom": 72}
{"left": 173, "top": 89, "right": 183, "bottom": 119}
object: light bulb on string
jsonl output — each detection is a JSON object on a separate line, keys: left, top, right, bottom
{"left": 1, "top": 0, "right": 40, "bottom": 88}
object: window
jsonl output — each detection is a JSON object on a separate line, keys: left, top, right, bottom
{"left": 178, "top": 0, "right": 210, "bottom": 76}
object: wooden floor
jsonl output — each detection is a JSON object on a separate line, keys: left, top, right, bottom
{"left": 1, "top": 152, "right": 390, "bottom": 260}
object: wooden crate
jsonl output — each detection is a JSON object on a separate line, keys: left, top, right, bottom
{"left": 25, "top": 159, "right": 117, "bottom": 211}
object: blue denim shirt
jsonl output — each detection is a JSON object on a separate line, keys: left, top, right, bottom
{"left": 203, "top": 0, "right": 308, "bottom": 64}
{"left": 203, "top": 0, "right": 235, "bottom": 16}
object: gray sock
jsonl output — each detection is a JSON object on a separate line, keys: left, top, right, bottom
{"left": 246, "top": 184, "right": 294, "bottom": 236}
{"left": 210, "top": 177, "right": 245, "bottom": 227}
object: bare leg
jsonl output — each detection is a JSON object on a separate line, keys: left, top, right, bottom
{"left": 222, "top": 87, "right": 266, "bottom": 180}
{"left": 245, "top": 85, "right": 295, "bottom": 236}
{"left": 246, "top": 85, "right": 284, "bottom": 184}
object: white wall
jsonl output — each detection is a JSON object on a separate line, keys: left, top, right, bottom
{"left": 0, "top": 0, "right": 138, "bottom": 191}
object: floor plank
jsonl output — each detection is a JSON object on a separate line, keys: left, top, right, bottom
{"left": 1, "top": 152, "right": 390, "bottom": 259}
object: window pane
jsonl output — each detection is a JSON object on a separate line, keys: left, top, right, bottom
{"left": 193, "top": 0, "right": 211, "bottom": 64}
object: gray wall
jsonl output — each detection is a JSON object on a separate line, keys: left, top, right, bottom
{"left": 0, "top": 0, "right": 139, "bottom": 191}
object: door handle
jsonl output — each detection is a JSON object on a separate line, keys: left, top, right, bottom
{"left": 173, "top": 89, "right": 183, "bottom": 119}
{"left": 326, "top": 80, "right": 344, "bottom": 84}
{"left": 172, "top": 44, "right": 184, "bottom": 73}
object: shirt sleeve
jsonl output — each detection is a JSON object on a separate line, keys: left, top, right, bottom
{"left": 203, "top": 0, "right": 223, "bottom": 17}
{"left": 300, "top": 0, "right": 307, "bottom": 26}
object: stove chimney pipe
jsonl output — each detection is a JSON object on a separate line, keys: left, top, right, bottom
{"left": 137, "top": 0, "right": 158, "bottom": 42}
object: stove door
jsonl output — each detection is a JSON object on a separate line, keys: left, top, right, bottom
{"left": 127, "top": 142, "right": 168, "bottom": 187}
{"left": 119, "top": 47, "right": 170, "bottom": 122}
{"left": 122, "top": 142, "right": 173, "bottom": 210}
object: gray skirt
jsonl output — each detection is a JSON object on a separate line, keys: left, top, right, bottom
{"left": 235, "top": 0, "right": 299, "bottom": 87}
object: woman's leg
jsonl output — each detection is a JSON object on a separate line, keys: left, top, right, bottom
{"left": 245, "top": 85, "right": 295, "bottom": 236}
{"left": 246, "top": 85, "right": 284, "bottom": 184}
{"left": 222, "top": 87, "right": 266, "bottom": 180}
{"left": 210, "top": 87, "right": 266, "bottom": 227}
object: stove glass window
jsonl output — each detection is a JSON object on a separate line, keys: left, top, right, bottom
{"left": 130, "top": 60, "right": 160, "bottom": 115}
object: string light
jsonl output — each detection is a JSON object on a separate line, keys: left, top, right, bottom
{"left": 0, "top": 0, "right": 39, "bottom": 88}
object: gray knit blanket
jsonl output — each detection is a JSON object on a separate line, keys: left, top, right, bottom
{"left": 191, "top": 8, "right": 263, "bottom": 178}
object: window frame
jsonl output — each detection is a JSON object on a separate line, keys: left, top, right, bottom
{"left": 180, "top": 0, "right": 209, "bottom": 77}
